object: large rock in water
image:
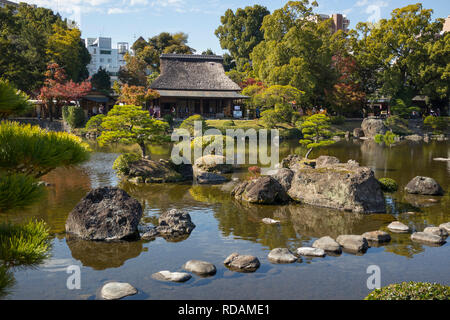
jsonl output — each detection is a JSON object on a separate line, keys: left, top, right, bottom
{"left": 141, "top": 209, "right": 196, "bottom": 240}
{"left": 404, "top": 176, "right": 444, "bottom": 196}
{"left": 65, "top": 187, "right": 142, "bottom": 241}
{"left": 127, "top": 158, "right": 188, "bottom": 183}
{"left": 269, "top": 168, "right": 294, "bottom": 191}
{"left": 287, "top": 161, "right": 386, "bottom": 213}
{"left": 231, "top": 176, "right": 290, "bottom": 204}
{"left": 193, "top": 155, "right": 232, "bottom": 184}
{"left": 361, "top": 118, "right": 387, "bottom": 138}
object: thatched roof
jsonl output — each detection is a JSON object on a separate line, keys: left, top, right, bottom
{"left": 150, "top": 54, "right": 241, "bottom": 91}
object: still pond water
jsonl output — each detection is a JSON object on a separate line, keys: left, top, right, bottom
{"left": 1, "top": 139, "right": 449, "bottom": 300}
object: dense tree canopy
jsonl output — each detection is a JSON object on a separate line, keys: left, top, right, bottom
{"left": 215, "top": 5, "right": 270, "bottom": 70}
{"left": 250, "top": 1, "right": 337, "bottom": 108}
{"left": 119, "top": 32, "right": 196, "bottom": 86}
{"left": 0, "top": 3, "right": 90, "bottom": 93}
{"left": 350, "top": 4, "right": 449, "bottom": 104}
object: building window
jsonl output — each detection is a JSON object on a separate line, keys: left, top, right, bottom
{"left": 100, "top": 58, "right": 104, "bottom": 62}
{"left": 107, "top": 58, "right": 112, "bottom": 63}
{"left": 100, "top": 50, "right": 111, "bottom": 55}
{"left": 93, "top": 48, "right": 96, "bottom": 54}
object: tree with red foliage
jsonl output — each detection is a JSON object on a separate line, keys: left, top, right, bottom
{"left": 117, "top": 84, "right": 160, "bottom": 107}
{"left": 39, "top": 63, "right": 92, "bottom": 121}
{"left": 240, "top": 77, "right": 265, "bottom": 89}
{"left": 326, "top": 55, "right": 366, "bottom": 116}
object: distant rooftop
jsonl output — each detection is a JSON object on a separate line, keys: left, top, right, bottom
{"left": 151, "top": 54, "right": 240, "bottom": 92}
{"left": 160, "top": 54, "right": 223, "bottom": 62}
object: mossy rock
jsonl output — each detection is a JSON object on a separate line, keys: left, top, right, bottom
{"left": 365, "top": 282, "right": 450, "bottom": 300}
{"left": 378, "top": 177, "right": 398, "bottom": 192}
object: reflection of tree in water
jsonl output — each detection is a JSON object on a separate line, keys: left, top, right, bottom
{"left": 383, "top": 233, "right": 425, "bottom": 259}
{"left": 0, "top": 265, "right": 15, "bottom": 298}
{"left": 213, "top": 200, "right": 301, "bottom": 250}
{"left": 120, "top": 181, "right": 193, "bottom": 213}
{"left": 66, "top": 236, "right": 144, "bottom": 270}
{"left": 4, "top": 166, "right": 91, "bottom": 233}
{"left": 188, "top": 185, "right": 233, "bottom": 204}
{"left": 285, "top": 205, "right": 393, "bottom": 239}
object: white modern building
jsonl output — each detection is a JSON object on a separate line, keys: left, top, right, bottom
{"left": 84, "top": 37, "right": 129, "bottom": 85}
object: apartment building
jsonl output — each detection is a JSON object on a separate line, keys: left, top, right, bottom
{"left": 84, "top": 37, "right": 129, "bottom": 85}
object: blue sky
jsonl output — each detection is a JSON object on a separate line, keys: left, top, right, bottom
{"left": 17, "top": 0, "right": 450, "bottom": 53}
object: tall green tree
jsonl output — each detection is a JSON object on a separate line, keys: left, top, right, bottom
{"left": 0, "top": 3, "right": 90, "bottom": 92}
{"left": 351, "top": 4, "right": 449, "bottom": 104}
{"left": 215, "top": 5, "right": 270, "bottom": 70}
{"left": 250, "top": 1, "right": 337, "bottom": 108}
{"left": 91, "top": 67, "right": 111, "bottom": 92}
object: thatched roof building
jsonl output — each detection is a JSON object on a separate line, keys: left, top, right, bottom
{"left": 150, "top": 54, "right": 247, "bottom": 119}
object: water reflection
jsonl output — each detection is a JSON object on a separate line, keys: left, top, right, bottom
{"left": 1, "top": 139, "right": 448, "bottom": 274}
{"left": 66, "top": 236, "right": 145, "bottom": 270}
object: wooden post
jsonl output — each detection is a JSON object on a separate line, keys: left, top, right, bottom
{"left": 200, "top": 99, "right": 203, "bottom": 116}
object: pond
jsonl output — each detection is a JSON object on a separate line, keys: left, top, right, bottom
{"left": 1, "top": 139, "right": 449, "bottom": 300}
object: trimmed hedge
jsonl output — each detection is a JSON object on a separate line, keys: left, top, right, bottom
{"left": 365, "top": 282, "right": 450, "bottom": 300}
{"left": 112, "top": 152, "right": 141, "bottom": 176}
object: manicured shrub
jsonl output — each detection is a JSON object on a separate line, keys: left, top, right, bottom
{"left": 374, "top": 131, "right": 398, "bottom": 146}
{"left": 423, "top": 115, "right": 448, "bottom": 134}
{"left": 190, "top": 134, "right": 234, "bottom": 156}
{"left": 112, "top": 152, "right": 141, "bottom": 176}
{"left": 0, "top": 80, "right": 32, "bottom": 119}
{"left": 179, "top": 114, "right": 207, "bottom": 135}
{"left": 85, "top": 114, "right": 105, "bottom": 132}
{"left": 365, "top": 282, "right": 450, "bottom": 300}
{"left": 0, "top": 121, "right": 91, "bottom": 178}
{"left": 0, "top": 173, "right": 45, "bottom": 212}
{"left": 0, "top": 220, "right": 51, "bottom": 266}
{"left": 378, "top": 177, "right": 398, "bottom": 192}
{"left": 384, "top": 115, "right": 412, "bottom": 135}
{"left": 62, "top": 105, "right": 86, "bottom": 129}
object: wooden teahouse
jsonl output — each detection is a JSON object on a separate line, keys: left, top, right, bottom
{"left": 150, "top": 54, "right": 248, "bottom": 119}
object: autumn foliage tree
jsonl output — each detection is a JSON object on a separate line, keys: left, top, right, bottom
{"left": 38, "top": 63, "right": 91, "bottom": 121}
{"left": 117, "top": 84, "right": 160, "bottom": 107}
{"left": 326, "top": 55, "right": 366, "bottom": 116}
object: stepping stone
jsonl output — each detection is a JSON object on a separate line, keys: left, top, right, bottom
{"left": 267, "top": 248, "right": 298, "bottom": 263}
{"left": 411, "top": 232, "right": 446, "bottom": 245}
{"left": 362, "top": 230, "right": 391, "bottom": 243}
{"left": 439, "top": 222, "right": 450, "bottom": 233}
{"left": 387, "top": 221, "right": 410, "bottom": 233}
{"left": 100, "top": 282, "right": 137, "bottom": 300}
{"left": 312, "top": 236, "right": 342, "bottom": 254}
{"left": 262, "top": 218, "right": 280, "bottom": 225}
{"left": 152, "top": 271, "right": 192, "bottom": 283}
{"left": 296, "top": 247, "right": 326, "bottom": 257}
{"left": 423, "top": 227, "right": 448, "bottom": 238}
{"left": 224, "top": 253, "right": 260, "bottom": 272}
{"left": 182, "top": 260, "right": 216, "bottom": 276}
{"left": 336, "top": 235, "right": 369, "bottom": 253}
